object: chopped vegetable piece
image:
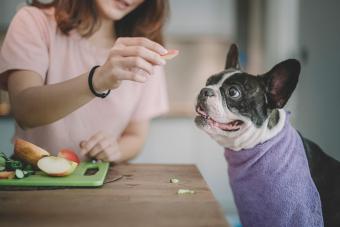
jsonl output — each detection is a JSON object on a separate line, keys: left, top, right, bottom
{"left": 0, "top": 152, "right": 36, "bottom": 179}
{"left": 0, "top": 157, "right": 6, "bottom": 171}
{"left": 6, "top": 160, "right": 23, "bottom": 170}
{"left": 160, "top": 49, "right": 179, "bottom": 60}
{"left": 170, "top": 178, "right": 179, "bottom": 184}
{"left": 0, "top": 152, "right": 9, "bottom": 160}
{"left": 0, "top": 156, "right": 6, "bottom": 164}
{"left": 25, "top": 164, "right": 33, "bottom": 171}
{"left": 23, "top": 170, "right": 35, "bottom": 177}
{"left": 15, "top": 169, "right": 24, "bottom": 179}
{"left": 177, "top": 189, "right": 195, "bottom": 195}
{"left": 0, "top": 171, "right": 15, "bottom": 179}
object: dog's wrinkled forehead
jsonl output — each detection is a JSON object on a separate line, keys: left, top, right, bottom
{"left": 206, "top": 69, "right": 241, "bottom": 87}
{"left": 205, "top": 69, "right": 270, "bottom": 127}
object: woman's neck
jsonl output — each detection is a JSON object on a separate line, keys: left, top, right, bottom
{"left": 87, "top": 18, "right": 115, "bottom": 49}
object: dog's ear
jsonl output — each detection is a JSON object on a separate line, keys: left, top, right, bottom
{"left": 225, "top": 43, "right": 240, "bottom": 70}
{"left": 262, "top": 59, "right": 301, "bottom": 109}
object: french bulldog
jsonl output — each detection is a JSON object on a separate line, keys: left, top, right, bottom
{"left": 195, "top": 44, "right": 340, "bottom": 227}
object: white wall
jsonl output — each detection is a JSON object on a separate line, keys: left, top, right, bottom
{"left": 264, "top": 0, "right": 340, "bottom": 159}
{"left": 263, "top": 0, "right": 300, "bottom": 125}
{"left": 296, "top": 0, "right": 340, "bottom": 159}
{"left": 165, "top": 0, "right": 236, "bottom": 39}
{"left": 264, "top": 0, "right": 300, "bottom": 67}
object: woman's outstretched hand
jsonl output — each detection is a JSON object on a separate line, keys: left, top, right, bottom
{"left": 93, "top": 37, "right": 168, "bottom": 92}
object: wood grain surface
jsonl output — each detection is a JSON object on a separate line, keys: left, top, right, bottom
{"left": 0, "top": 164, "right": 229, "bottom": 227}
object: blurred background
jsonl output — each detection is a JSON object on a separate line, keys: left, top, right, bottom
{"left": 1, "top": 0, "right": 340, "bottom": 226}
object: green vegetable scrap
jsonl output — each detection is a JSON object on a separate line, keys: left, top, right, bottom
{"left": 22, "top": 170, "right": 34, "bottom": 177}
{"left": 177, "top": 189, "right": 195, "bottom": 195}
{"left": 169, "top": 178, "right": 179, "bottom": 184}
{"left": 0, "top": 152, "right": 8, "bottom": 159}
{"left": 6, "top": 160, "right": 23, "bottom": 170}
{"left": 0, "top": 152, "right": 35, "bottom": 179}
{"left": 0, "top": 156, "right": 6, "bottom": 171}
{"left": 15, "top": 169, "right": 24, "bottom": 179}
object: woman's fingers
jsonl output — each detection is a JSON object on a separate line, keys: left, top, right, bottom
{"left": 115, "top": 46, "right": 166, "bottom": 66}
{"left": 80, "top": 132, "right": 105, "bottom": 156}
{"left": 79, "top": 132, "right": 121, "bottom": 162}
{"left": 95, "top": 151, "right": 107, "bottom": 161}
{"left": 116, "top": 37, "right": 167, "bottom": 55}
{"left": 121, "top": 56, "right": 154, "bottom": 75}
{"left": 94, "top": 142, "right": 121, "bottom": 162}
{"left": 114, "top": 67, "right": 149, "bottom": 83}
{"left": 96, "top": 37, "right": 168, "bottom": 90}
{"left": 95, "top": 150, "right": 121, "bottom": 162}
{"left": 87, "top": 138, "right": 112, "bottom": 158}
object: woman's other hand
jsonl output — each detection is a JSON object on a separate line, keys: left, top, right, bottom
{"left": 80, "top": 131, "right": 121, "bottom": 162}
{"left": 93, "top": 37, "right": 168, "bottom": 92}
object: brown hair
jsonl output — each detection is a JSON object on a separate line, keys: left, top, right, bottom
{"left": 28, "top": 0, "right": 169, "bottom": 44}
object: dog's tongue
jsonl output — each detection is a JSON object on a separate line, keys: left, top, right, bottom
{"left": 208, "top": 119, "right": 240, "bottom": 131}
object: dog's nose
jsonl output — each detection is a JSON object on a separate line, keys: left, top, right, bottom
{"left": 200, "top": 88, "right": 215, "bottom": 98}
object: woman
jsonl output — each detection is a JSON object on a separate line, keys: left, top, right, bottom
{"left": 0, "top": 0, "right": 170, "bottom": 163}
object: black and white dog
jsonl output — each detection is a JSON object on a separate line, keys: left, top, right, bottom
{"left": 195, "top": 44, "right": 340, "bottom": 227}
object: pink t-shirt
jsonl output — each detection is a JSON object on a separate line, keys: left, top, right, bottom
{"left": 0, "top": 6, "right": 169, "bottom": 156}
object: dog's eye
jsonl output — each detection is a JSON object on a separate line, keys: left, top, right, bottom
{"left": 228, "top": 86, "right": 241, "bottom": 98}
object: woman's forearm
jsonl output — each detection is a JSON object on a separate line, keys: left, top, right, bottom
{"left": 117, "top": 121, "right": 149, "bottom": 163}
{"left": 9, "top": 71, "right": 96, "bottom": 129}
{"left": 117, "top": 134, "right": 145, "bottom": 162}
{"left": 8, "top": 37, "right": 167, "bottom": 129}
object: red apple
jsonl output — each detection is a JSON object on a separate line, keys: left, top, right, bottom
{"left": 14, "top": 139, "right": 50, "bottom": 166}
{"left": 37, "top": 156, "right": 78, "bottom": 177}
{"left": 160, "top": 49, "right": 179, "bottom": 60}
{"left": 58, "top": 148, "right": 80, "bottom": 164}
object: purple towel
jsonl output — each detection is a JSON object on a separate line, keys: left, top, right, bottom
{"left": 224, "top": 116, "right": 323, "bottom": 227}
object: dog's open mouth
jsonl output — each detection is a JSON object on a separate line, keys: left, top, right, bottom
{"left": 196, "top": 105, "right": 244, "bottom": 132}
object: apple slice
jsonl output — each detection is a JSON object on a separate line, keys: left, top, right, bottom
{"left": 58, "top": 148, "right": 80, "bottom": 164}
{"left": 160, "top": 49, "right": 179, "bottom": 60}
{"left": 37, "top": 156, "right": 78, "bottom": 177}
{"left": 14, "top": 139, "right": 50, "bottom": 166}
{"left": 0, "top": 171, "right": 15, "bottom": 179}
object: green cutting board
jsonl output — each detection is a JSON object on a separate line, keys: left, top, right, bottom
{"left": 0, "top": 162, "right": 109, "bottom": 187}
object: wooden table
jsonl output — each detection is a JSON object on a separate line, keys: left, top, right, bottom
{"left": 0, "top": 164, "right": 229, "bottom": 227}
